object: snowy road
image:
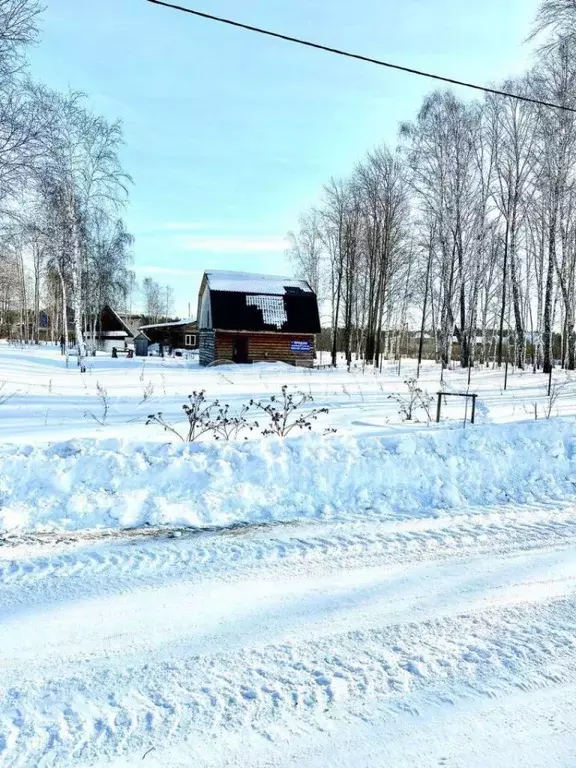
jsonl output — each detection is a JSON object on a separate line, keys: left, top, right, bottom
{"left": 3, "top": 502, "right": 576, "bottom": 766}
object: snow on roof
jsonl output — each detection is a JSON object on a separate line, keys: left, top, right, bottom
{"left": 139, "top": 318, "right": 196, "bottom": 330}
{"left": 205, "top": 270, "right": 313, "bottom": 296}
{"left": 246, "top": 295, "right": 287, "bottom": 329}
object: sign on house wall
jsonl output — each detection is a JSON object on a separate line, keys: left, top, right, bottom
{"left": 290, "top": 340, "right": 312, "bottom": 352}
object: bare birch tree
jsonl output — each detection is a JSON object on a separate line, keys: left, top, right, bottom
{"left": 39, "top": 89, "right": 131, "bottom": 369}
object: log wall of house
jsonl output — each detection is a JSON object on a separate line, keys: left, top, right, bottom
{"left": 215, "top": 332, "right": 315, "bottom": 366}
{"left": 199, "top": 330, "right": 216, "bottom": 366}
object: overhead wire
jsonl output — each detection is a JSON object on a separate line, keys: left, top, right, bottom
{"left": 146, "top": 0, "right": 576, "bottom": 114}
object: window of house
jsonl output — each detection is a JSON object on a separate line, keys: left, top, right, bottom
{"left": 185, "top": 334, "right": 196, "bottom": 347}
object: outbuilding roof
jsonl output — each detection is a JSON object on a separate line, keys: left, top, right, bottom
{"left": 103, "top": 305, "right": 140, "bottom": 338}
{"left": 139, "top": 318, "right": 196, "bottom": 331}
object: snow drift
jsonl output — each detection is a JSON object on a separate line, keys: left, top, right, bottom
{"left": 1, "top": 419, "right": 576, "bottom": 533}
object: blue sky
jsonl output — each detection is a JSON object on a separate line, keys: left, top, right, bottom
{"left": 29, "top": 0, "right": 540, "bottom": 315}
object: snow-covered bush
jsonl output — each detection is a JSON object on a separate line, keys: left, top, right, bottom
{"left": 0, "top": 381, "right": 17, "bottom": 405}
{"left": 146, "top": 391, "right": 257, "bottom": 442}
{"left": 84, "top": 382, "right": 110, "bottom": 426}
{"left": 388, "top": 378, "right": 434, "bottom": 422}
{"left": 146, "top": 386, "right": 334, "bottom": 442}
{"left": 251, "top": 385, "right": 334, "bottom": 437}
{"left": 140, "top": 380, "right": 155, "bottom": 403}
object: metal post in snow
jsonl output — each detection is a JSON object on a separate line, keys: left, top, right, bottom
{"left": 548, "top": 367, "right": 553, "bottom": 397}
{"left": 504, "top": 361, "right": 508, "bottom": 391}
{"left": 467, "top": 362, "right": 472, "bottom": 387}
{"left": 436, "top": 392, "right": 442, "bottom": 423}
{"left": 471, "top": 394, "right": 477, "bottom": 424}
{"left": 397, "top": 355, "right": 401, "bottom": 377}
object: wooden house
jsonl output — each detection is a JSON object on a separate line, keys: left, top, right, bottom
{"left": 197, "top": 270, "right": 321, "bottom": 366}
{"left": 138, "top": 318, "right": 198, "bottom": 353}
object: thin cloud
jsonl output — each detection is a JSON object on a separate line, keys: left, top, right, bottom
{"left": 157, "top": 222, "right": 213, "bottom": 232}
{"left": 133, "top": 265, "right": 201, "bottom": 277}
{"left": 176, "top": 236, "right": 286, "bottom": 253}
{"left": 136, "top": 222, "right": 213, "bottom": 235}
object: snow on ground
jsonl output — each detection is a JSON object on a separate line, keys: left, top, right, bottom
{"left": 0, "top": 342, "right": 575, "bottom": 535}
{"left": 0, "top": 342, "right": 573, "bottom": 447}
{"left": 3, "top": 503, "right": 576, "bottom": 766}
{"left": 1, "top": 419, "right": 576, "bottom": 533}
{"left": 2, "top": 344, "right": 576, "bottom": 766}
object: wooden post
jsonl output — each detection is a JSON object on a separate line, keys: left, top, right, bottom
{"left": 504, "top": 361, "right": 508, "bottom": 391}
{"left": 471, "top": 394, "right": 477, "bottom": 424}
{"left": 397, "top": 355, "right": 402, "bottom": 377}
{"left": 467, "top": 362, "right": 472, "bottom": 387}
{"left": 436, "top": 392, "right": 442, "bottom": 423}
{"left": 548, "top": 367, "right": 553, "bottom": 397}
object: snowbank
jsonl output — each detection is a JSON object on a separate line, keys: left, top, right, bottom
{"left": 1, "top": 420, "right": 576, "bottom": 533}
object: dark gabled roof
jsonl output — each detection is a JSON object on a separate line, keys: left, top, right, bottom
{"left": 199, "top": 270, "right": 320, "bottom": 334}
{"left": 101, "top": 305, "right": 139, "bottom": 338}
{"left": 210, "top": 290, "right": 321, "bottom": 333}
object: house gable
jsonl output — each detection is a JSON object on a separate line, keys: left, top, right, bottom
{"left": 199, "top": 270, "right": 320, "bottom": 334}
{"left": 209, "top": 290, "right": 320, "bottom": 333}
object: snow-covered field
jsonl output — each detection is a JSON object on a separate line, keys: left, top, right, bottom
{"left": 2, "top": 344, "right": 576, "bottom": 766}
{"left": 0, "top": 342, "right": 574, "bottom": 448}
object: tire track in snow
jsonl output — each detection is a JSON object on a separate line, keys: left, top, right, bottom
{"left": 1, "top": 503, "right": 576, "bottom": 606}
{"left": 2, "top": 502, "right": 576, "bottom": 765}
{"left": 3, "top": 594, "right": 576, "bottom": 766}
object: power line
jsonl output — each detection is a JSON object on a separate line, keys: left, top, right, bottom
{"left": 147, "top": 0, "right": 576, "bottom": 114}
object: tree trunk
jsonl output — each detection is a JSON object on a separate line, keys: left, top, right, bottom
{"left": 543, "top": 216, "right": 556, "bottom": 374}
{"left": 69, "top": 200, "right": 87, "bottom": 371}
{"left": 58, "top": 268, "right": 69, "bottom": 355}
{"left": 509, "top": 219, "right": 525, "bottom": 368}
{"left": 417, "top": 244, "right": 432, "bottom": 376}
{"left": 497, "top": 220, "right": 510, "bottom": 367}
{"left": 331, "top": 277, "right": 341, "bottom": 367}
{"left": 33, "top": 240, "right": 40, "bottom": 345}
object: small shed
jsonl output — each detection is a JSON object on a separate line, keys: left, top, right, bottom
{"left": 134, "top": 332, "right": 150, "bottom": 357}
{"left": 139, "top": 318, "right": 198, "bottom": 352}
{"left": 197, "top": 270, "right": 321, "bottom": 366}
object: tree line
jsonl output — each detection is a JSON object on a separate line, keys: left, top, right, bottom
{"left": 288, "top": 0, "right": 576, "bottom": 373}
{"left": 0, "top": 1, "right": 174, "bottom": 367}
